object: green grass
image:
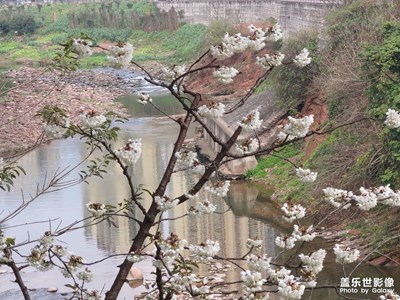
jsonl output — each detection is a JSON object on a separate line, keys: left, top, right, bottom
{"left": 0, "top": 41, "right": 22, "bottom": 53}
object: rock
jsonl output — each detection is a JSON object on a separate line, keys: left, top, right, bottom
{"left": 47, "top": 287, "right": 58, "bottom": 293}
{"left": 127, "top": 267, "right": 144, "bottom": 288}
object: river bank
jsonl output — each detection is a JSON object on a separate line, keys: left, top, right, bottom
{"left": 0, "top": 67, "right": 131, "bottom": 157}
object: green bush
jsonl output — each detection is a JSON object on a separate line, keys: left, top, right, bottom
{"left": 0, "top": 11, "right": 40, "bottom": 35}
{"left": 274, "top": 31, "right": 320, "bottom": 110}
{"left": 362, "top": 22, "right": 400, "bottom": 185}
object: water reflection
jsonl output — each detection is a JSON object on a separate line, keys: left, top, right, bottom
{"left": 0, "top": 116, "right": 282, "bottom": 299}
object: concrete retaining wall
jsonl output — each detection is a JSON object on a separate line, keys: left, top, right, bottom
{"left": 154, "top": 0, "right": 339, "bottom": 37}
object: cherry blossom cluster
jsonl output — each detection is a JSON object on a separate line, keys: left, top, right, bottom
{"left": 26, "top": 233, "right": 55, "bottom": 271}
{"left": 86, "top": 202, "right": 107, "bottom": 217}
{"left": 292, "top": 225, "right": 316, "bottom": 242}
{"left": 0, "top": 232, "right": 13, "bottom": 264}
{"left": 277, "top": 275, "right": 306, "bottom": 300}
{"left": 188, "top": 200, "right": 216, "bottom": 216}
{"left": 61, "top": 254, "right": 85, "bottom": 278}
{"left": 78, "top": 111, "right": 107, "bottom": 129}
{"left": 275, "top": 234, "right": 297, "bottom": 249}
{"left": 155, "top": 195, "right": 179, "bottom": 212}
{"left": 256, "top": 52, "right": 285, "bottom": 69}
{"left": 71, "top": 38, "right": 92, "bottom": 58}
{"left": 162, "top": 64, "right": 187, "bottom": 79}
{"left": 384, "top": 109, "right": 400, "bottom": 129}
{"left": 213, "top": 66, "right": 239, "bottom": 83}
{"left": 240, "top": 270, "right": 266, "bottom": 296}
{"left": 246, "top": 238, "right": 264, "bottom": 250}
{"left": 293, "top": 48, "right": 312, "bottom": 68}
{"left": 322, "top": 187, "right": 353, "bottom": 209}
{"left": 238, "top": 110, "right": 263, "bottom": 131}
{"left": 197, "top": 101, "right": 225, "bottom": 119}
{"left": 333, "top": 243, "right": 360, "bottom": 264}
{"left": 298, "top": 249, "right": 326, "bottom": 278}
{"left": 279, "top": 115, "right": 314, "bottom": 141}
{"left": 137, "top": 93, "right": 153, "bottom": 105}
{"left": 107, "top": 42, "right": 134, "bottom": 69}
{"left": 246, "top": 254, "right": 272, "bottom": 272}
{"left": 295, "top": 167, "right": 318, "bottom": 183}
{"left": 235, "top": 138, "right": 260, "bottom": 155}
{"left": 281, "top": 202, "right": 306, "bottom": 222}
{"left": 205, "top": 180, "right": 230, "bottom": 197}
{"left": 188, "top": 240, "right": 220, "bottom": 262}
{"left": 175, "top": 150, "right": 205, "bottom": 175}
{"left": 380, "top": 292, "right": 400, "bottom": 300}
{"left": 323, "top": 185, "right": 400, "bottom": 210}
{"left": 43, "top": 118, "right": 70, "bottom": 139}
{"left": 153, "top": 233, "right": 187, "bottom": 270}
{"left": 210, "top": 24, "right": 283, "bottom": 60}
{"left": 115, "top": 139, "right": 142, "bottom": 165}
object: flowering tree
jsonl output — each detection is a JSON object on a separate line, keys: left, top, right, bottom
{"left": 1, "top": 24, "right": 400, "bottom": 300}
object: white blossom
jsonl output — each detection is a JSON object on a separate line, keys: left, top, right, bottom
{"left": 0, "top": 158, "right": 5, "bottom": 172}
{"left": 52, "top": 245, "right": 67, "bottom": 257}
{"left": 77, "top": 268, "right": 93, "bottom": 282}
{"left": 78, "top": 111, "right": 107, "bottom": 129}
{"left": 241, "top": 270, "right": 266, "bottom": 294}
{"left": 256, "top": 52, "right": 285, "bottom": 69}
{"left": 137, "top": 93, "right": 152, "bottom": 105}
{"left": 298, "top": 249, "right": 326, "bottom": 274}
{"left": 373, "top": 185, "right": 400, "bottom": 207}
{"left": 380, "top": 292, "right": 400, "bottom": 300}
{"left": 213, "top": 66, "right": 239, "bottom": 84}
{"left": 281, "top": 202, "right": 306, "bottom": 222}
{"left": 295, "top": 167, "right": 318, "bottom": 183}
{"left": 107, "top": 42, "right": 134, "bottom": 69}
{"left": 353, "top": 187, "right": 378, "bottom": 211}
{"left": 115, "top": 139, "right": 142, "bottom": 165}
{"left": 268, "top": 267, "right": 292, "bottom": 283}
{"left": 43, "top": 118, "right": 70, "bottom": 139}
{"left": 278, "top": 276, "right": 305, "bottom": 300}
{"left": 333, "top": 244, "right": 360, "bottom": 264}
{"left": 127, "top": 253, "right": 143, "bottom": 263}
{"left": 384, "top": 109, "right": 400, "bottom": 129}
{"left": 39, "top": 232, "right": 54, "bottom": 249}
{"left": 198, "top": 102, "right": 225, "bottom": 119}
{"left": 155, "top": 196, "right": 179, "bottom": 212}
{"left": 246, "top": 238, "right": 263, "bottom": 250}
{"left": 275, "top": 235, "right": 297, "bottom": 249}
{"left": 322, "top": 187, "right": 353, "bottom": 209}
{"left": 292, "top": 225, "right": 316, "bottom": 242}
{"left": 86, "top": 202, "right": 107, "bottom": 217}
{"left": 235, "top": 138, "right": 260, "bottom": 155}
{"left": 162, "top": 64, "right": 187, "bottom": 79}
{"left": 239, "top": 110, "right": 263, "bottom": 131}
{"left": 282, "top": 115, "right": 314, "bottom": 138}
{"left": 188, "top": 240, "right": 220, "bottom": 261}
{"left": 175, "top": 150, "right": 205, "bottom": 175}
{"left": 210, "top": 45, "right": 234, "bottom": 60}
{"left": 246, "top": 254, "right": 272, "bottom": 272}
{"left": 188, "top": 200, "right": 216, "bottom": 216}
{"left": 205, "top": 180, "right": 230, "bottom": 197}
{"left": 82, "top": 290, "right": 101, "bottom": 300}
{"left": 266, "top": 24, "right": 283, "bottom": 42}
{"left": 71, "top": 39, "right": 92, "bottom": 58}
{"left": 293, "top": 48, "right": 312, "bottom": 67}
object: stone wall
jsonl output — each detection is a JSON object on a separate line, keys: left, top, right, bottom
{"left": 154, "top": 0, "right": 338, "bottom": 36}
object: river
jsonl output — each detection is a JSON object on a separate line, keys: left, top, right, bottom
{"left": 0, "top": 76, "right": 399, "bottom": 299}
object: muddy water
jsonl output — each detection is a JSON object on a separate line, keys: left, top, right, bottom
{"left": 1, "top": 91, "right": 399, "bottom": 299}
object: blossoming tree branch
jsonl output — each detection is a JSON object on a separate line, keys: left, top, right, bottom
{"left": 1, "top": 24, "right": 400, "bottom": 300}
